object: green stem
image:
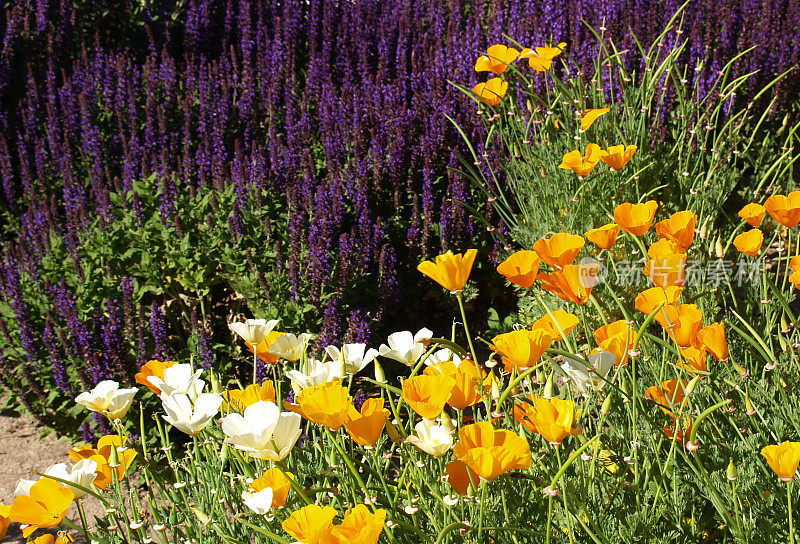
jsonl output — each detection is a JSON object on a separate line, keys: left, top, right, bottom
{"left": 455, "top": 292, "right": 479, "bottom": 365}
{"left": 790, "top": 480, "right": 796, "bottom": 544}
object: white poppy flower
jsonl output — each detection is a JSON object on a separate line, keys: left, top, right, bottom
{"left": 425, "top": 348, "right": 464, "bottom": 367}
{"left": 75, "top": 380, "right": 138, "bottom": 420}
{"left": 268, "top": 333, "right": 313, "bottom": 362}
{"left": 324, "top": 343, "right": 379, "bottom": 374}
{"left": 378, "top": 328, "right": 433, "bottom": 366}
{"left": 242, "top": 487, "right": 274, "bottom": 515}
{"left": 286, "top": 358, "right": 346, "bottom": 395}
{"left": 14, "top": 477, "right": 36, "bottom": 498}
{"left": 259, "top": 412, "right": 302, "bottom": 461}
{"left": 561, "top": 350, "right": 615, "bottom": 396}
{"left": 228, "top": 319, "right": 280, "bottom": 346}
{"left": 148, "top": 363, "right": 205, "bottom": 401}
{"left": 161, "top": 392, "right": 223, "bottom": 436}
{"left": 405, "top": 419, "right": 454, "bottom": 457}
{"left": 221, "top": 401, "right": 281, "bottom": 459}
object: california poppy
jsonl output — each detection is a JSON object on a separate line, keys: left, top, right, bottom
{"left": 446, "top": 459, "right": 479, "bottom": 496}
{"left": 531, "top": 309, "right": 579, "bottom": 341}
{"left": 733, "top": 229, "right": 763, "bottom": 257}
{"left": 513, "top": 395, "right": 580, "bottom": 444}
{"left": 296, "top": 379, "right": 352, "bottom": 430}
{"left": 491, "top": 329, "right": 553, "bottom": 371}
{"left": 282, "top": 504, "right": 338, "bottom": 543}
{"left": 594, "top": 320, "right": 637, "bottom": 366}
{"left": 9, "top": 478, "right": 73, "bottom": 537}
{"left": 599, "top": 144, "right": 636, "bottom": 170}
{"left": 424, "top": 360, "right": 488, "bottom": 410}
{"left": 764, "top": 191, "right": 800, "bottom": 227}
{"left": 250, "top": 468, "right": 294, "bottom": 508}
{"left": 519, "top": 42, "right": 566, "bottom": 71}
{"left": 474, "top": 44, "right": 519, "bottom": 75}
{"left": 655, "top": 210, "right": 697, "bottom": 250}
{"left": 614, "top": 201, "right": 658, "bottom": 236}
{"left": 472, "top": 78, "right": 508, "bottom": 106}
{"left": 585, "top": 223, "right": 621, "bottom": 250}
{"left": 581, "top": 108, "right": 610, "bottom": 131}
{"left": 417, "top": 249, "right": 477, "bottom": 293}
{"left": 559, "top": 143, "right": 602, "bottom": 177}
{"left": 135, "top": 359, "right": 177, "bottom": 395}
{"left": 761, "top": 441, "right": 800, "bottom": 481}
{"left": 643, "top": 253, "right": 687, "bottom": 288}
{"left": 532, "top": 232, "right": 585, "bottom": 268}
{"left": 402, "top": 374, "right": 456, "bottom": 419}
{"left": 496, "top": 250, "right": 540, "bottom": 288}
{"left": 738, "top": 203, "right": 766, "bottom": 227}
{"left": 696, "top": 322, "right": 728, "bottom": 361}
{"left": 645, "top": 379, "right": 687, "bottom": 416}
{"left": 223, "top": 381, "right": 276, "bottom": 411}
{"left": 344, "top": 398, "right": 389, "bottom": 447}
{"left": 537, "top": 262, "right": 601, "bottom": 305}
{"left": 659, "top": 304, "right": 703, "bottom": 347}
{"left": 453, "top": 422, "right": 532, "bottom": 480}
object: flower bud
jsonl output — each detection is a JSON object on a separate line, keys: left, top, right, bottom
{"left": 745, "top": 394, "right": 756, "bottom": 416}
{"left": 600, "top": 394, "right": 613, "bottom": 415}
{"left": 726, "top": 459, "right": 738, "bottom": 481}
{"left": 715, "top": 236, "right": 724, "bottom": 258}
{"left": 490, "top": 371, "right": 501, "bottom": 400}
{"left": 543, "top": 372, "right": 557, "bottom": 399}
{"left": 731, "top": 360, "right": 749, "bottom": 378}
{"left": 685, "top": 375, "right": 700, "bottom": 396}
{"left": 374, "top": 360, "right": 386, "bottom": 384}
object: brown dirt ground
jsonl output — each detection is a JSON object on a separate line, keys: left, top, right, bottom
{"left": 1, "top": 405, "right": 105, "bottom": 544}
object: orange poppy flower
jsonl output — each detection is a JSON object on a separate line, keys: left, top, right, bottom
{"left": 417, "top": 249, "right": 477, "bottom": 293}
{"left": 645, "top": 379, "right": 687, "bottom": 416}
{"left": 69, "top": 435, "right": 137, "bottom": 490}
{"left": 472, "top": 78, "right": 508, "bottom": 106}
{"left": 559, "top": 143, "right": 602, "bottom": 177}
{"left": 30, "top": 535, "right": 72, "bottom": 544}
{"left": 135, "top": 359, "right": 177, "bottom": 395}
{"left": 765, "top": 191, "right": 800, "bottom": 227}
{"left": 296, "top": 379, "right": 352, "bottom": 430}
{"left": 643, "top": 253, "right": 687, "bottom": 288}
{"left": 791, "top": 256, "right": 800, "bottom": 289}
{"left": 537, "top": 262, "right": 601, "bottom": 305}
{"left": 594, "top": 320, "right": 637, "bottom": 365}
{"left": 474, "top": 44, "right": 519, "bottom": 75}
{"left": 513, "top": 395, "right": 580, "bottom": 444}
{"left": 496, "top": 250, "right": 541, "bottom": 288}
{"left": 585, "top": 223, "right": 621, "bottom": 250}
{"left": 445, "top": 459, "right": 479, "bottom": 496}
{"left": 519, "top": 42, "right": 566, "bottom": 71}
{"left": 581, "top": 108, "right": 611, "bottom": 131}
{"left": 696, "top": 322, "right": 728, "bottom": 361}
{"left": 634, "top": 286, "right": 683, "bottom": 324}
{"left": 491, "top": 329, "right": 553, "bottom": 371}
{"left": 655, "top": 210, "right": 697, "bottom": 250}
{"left": 223, "top": 381, "right": 276, "bottom": 411}
{"left": 9, "top": 478, "right": 73, "bottom": 537}
{"left": 599, "top": 144, "right": 636, "bottom": 170}
{"left": 402, "top": 374, "right": 456, "bottom": 419}
{"left": 344, "top": 398, "right": 389, "bottom": 447}
{"left": 761, "top": 441, "right": 800, "bottom": 481}
{"left": 614, "top": 200, "right": 658, "bottom": 236}
{"left": 250, "top": 468, "right": 294, "bottom": 508}
{"left": 533, "top": 233, "right": 585, "bottom": 269}
{"left": 733, "top": 229, "right": 763, "bottom": 257}
{"left": 531, "top": 310, "right": 579, "bottom": 341}
{"left": 424, "top": 360, "right": 488, "bottom": 410}
{"left": 676, "top": 345, "right": 708, "bottom": 375}
{"left": 282, "top": 504, "right": 338, "bottom": 543}
{"left": 0, "top": 505, "right": 10, "bottom": 542}
{"left": 659, "top": 304, "right": 703, "bottom": 347}
{"left": 738, "top": 203, "right": 766, "bottom": 227}
{"left": 453, "top": 421, "right": 532, "bottom": 480}
{"left": 245, "top": 330, "right": 286, "bottom": 364}
{"left": 647, "top": 238, "right": 681, "bottom": 260}
{"left": 664, "top": 414, "right": 692, "bottom": 443}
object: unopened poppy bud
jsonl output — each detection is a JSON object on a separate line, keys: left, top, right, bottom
{"left": 192, "top": 508, "right": 211, "bottom": 526}
{"left": 600, "top": 394, "right": 613, "bottom": 415}
{"left": 374, "top": 360, "right": 386, "bottom": 384}
{"left": 108, "top": 443, "right": 120, "bottom": 468}
{"left": 219, "top": 443, "right": 229, "bottom": 463}
{"left": 620, "top": 379, "right": 630, "bottom": 403}
{"left": 685, "top": 375, "right": 700, "bottom": 396}
{"left": 535, "top": 368, "right": 544, "bottom": 385}
{"left": 490, "top": 371, "right": 501, "bottom": 400}
{"left": 731, "top": 360, "right": 749, "bottom": 378}
{"left": 715, "top": 236, "right": 724, "bottom": 258}
{"left": 781, "top": 313, "right": 791, "bottom": 333}
{"left": 699, "top": 218, "right": 708, "bottom": 240}
{"left": 440, "top": 412, "right": 456, "bottom": 434}
{"left": 210, "top": 372, "right": 223, "bottom": 395}
{"left": 385, "top": 420, "right": 401, "bottom": 441}
{"left": 726, "top": 459, "right": 738, "bottom": 481}
{"left": 543, "top": 372, "right": 557, "bottom": 399}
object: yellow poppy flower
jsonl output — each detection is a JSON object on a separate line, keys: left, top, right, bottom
{"left": 532, "top": 232, "right": 585, "bottom": 269}
{"left": 738, "top": 203, "right": 766, "bottom": 227}
{"left": 537, "top": 263, "right": 601, "bottom": 305}
{"left": 733, "top": 229, "right": 763, "bottom": 257}
{"left": 581, "top": 108, "right": 610, "bottom": 131}
{"left": 134, "top": 359, "right": 178, "bottom": 395}
{"left": 655, "top": 210, "right": 697, "bottom": 251}
{"left": 761, "top": 441, "right": 800, "bottom": 481}
{"left": 474, "top": 44, "right": 519, "bottom": 75}
{"left": 491, "top": 328, "right": 553, "bottom": 371}
{"left": 519, "top": 42, "right": 566, "bottom": 71}
{"left": 585, "top": 223, "right": 621, "bottom": 250}
{"left": 282, "top": 504, "right": 338, "bottom": 544}
{"left": 559, "top": 143, "right": 602, "bottom": 177}
{"left": 424, "top": 360, "right": 488, "bottom": 410}
{"left": 614, "top": 200, "right": 658, "bottom": 236}
{"left": 472, "top": 78, "right": 508, "bottom": 106}
{"left": 344, "top": 398, "right": 389, "bottom": 447}
{"left": 645, "top": 379, "right": 687, "bottom": 416}
{"left": 453, "top": 421, "right": 532, "bottom": 480}
{"left": 402, "top": 374, "right": 456, "bottom": 419}
{"left": 9, "top": 478, "right": 74, "bottom": 537}
{"left": 697, "top": 322, "right": 728, "bottom": 361}
{"left": 496, "top": 250, "right": 540, "bottom": 288}
{"left": 296, "top": 379, "right": 352, "bottom": 430}
{"left": 531, "top": 310, "right": 579, "bottom": 341}
{"left": 327, "top": 504, "right": 387, "bottom": 544}
{"left": 250, "top": 468, "right": 294, "bottom": 508}
{"left": 599, "top": 144, "right": 636, "bottom": 170}
{"left": 417, "top": 249, "right": 477, "bottom": 293}
{"left": 513, "top": 395, "right": 580, "bottom": 444}
{"left": 765, "top": 191, "right": 800, "bottom": 227}
{"left": 223, "top": 381, "right": 276, "bottom": 411}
